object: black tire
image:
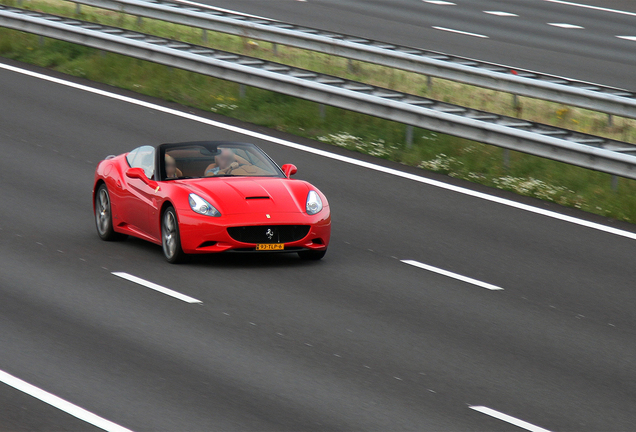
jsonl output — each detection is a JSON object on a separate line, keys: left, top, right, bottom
{"left": 298, "top": 249, "right": 327, "bottom": 261}
{"left": 161, "top": 206, "right": 186, "bottom": 263}
{"left": 95, "top": 184, "right": 125, "bottom": 241}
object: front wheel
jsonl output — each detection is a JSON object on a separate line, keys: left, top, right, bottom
{"left": 95, "top": 184, "right": 125, "bottom": 241}
{"left": 298, "top": 249, "right": 326, "bottom": 261}
{"left": 162, "top": 206, "right": 186, "bottom": 263}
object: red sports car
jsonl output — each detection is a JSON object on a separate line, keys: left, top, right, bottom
{"left": 93, "top": 141, "right": 331, "bottom": 263}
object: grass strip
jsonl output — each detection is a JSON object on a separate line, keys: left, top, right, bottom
{"left": 1, "top": 0, "right": 635, "bottom": 223}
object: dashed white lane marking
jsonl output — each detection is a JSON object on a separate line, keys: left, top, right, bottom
{"left": 424, "top": 0, "right": 456, "bottom": 5}
{"left": 543, "top": 0, "right": 636, "bottom": 17}
{"left": 3, "top": 62, "right": 636, "bottom": 242}
{"left": 484, "top": 11, "right": 518, "bottom": 17}
{"left": 112, "top": 272, "right": 202, "bottom": 304}
{"left": 432, "top": 26, "right": 489, "bottom": 38}
{"left": 470, "top": 406, "right": 552, "bottom": 432}
{"left": 0, "top": 369, "right": 133, "bottom": 432}
{"left": 617, "top": 35, "right": 636, "bottom": 42}
{"left": 401, "top": 260, "right": 504, "bottom": 291}
{"left": 547, "top": 22, "right": 584, "bottom": 29}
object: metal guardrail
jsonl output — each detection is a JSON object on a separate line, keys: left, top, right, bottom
{"left": 69, "top": 0, "right": 636, "bottom": 119}
{"left": 2, "top": 5, "right": 636, "bottom": 180}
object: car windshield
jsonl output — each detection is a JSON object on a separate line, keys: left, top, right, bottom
{"left": 126, "top": 145, "right": 155, "bottom": 179}
{"left": 160, "top": 142, "right": 284, "bottom": 181}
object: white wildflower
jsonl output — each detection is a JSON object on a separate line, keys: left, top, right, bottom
{"left": 418, "top": 153, "right": 462, "bottom": 173}
{"left": 492, "top": 176, "right": 568, "bottom": 201}
{"left": 317, "top": 132, "right": 392, "bottom": 157}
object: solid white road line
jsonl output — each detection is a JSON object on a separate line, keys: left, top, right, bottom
{"left": 2, "top": 62, "right": 636, "bottom": 242}
{"left": 470, "top": 406, "right": 552, "bottom": 432}
{"left": 401, "top": 260, "right": 504, "bottom": 291}
{"left": 543, "top": 0, "right": 636, "bottom": 17}
{"left": 547, "top": 23, "right": 584, "bottom": 29}
{"left": 484, "top": 11, "right": 519, "bottom": 17}
{"left": 617, "top": 36, "right": 636, "bottom": 42}
{"left": 423, "top": 1, "right": 456, "bottom": 5}
{"left": 171, "top": 0, "right": 271, "bottom": 20}
{"left": 0, "top": 369, "right": 133, "bottom": 432}
{"left": 432, "top": 26, "right": 489, "bottom": 38}
{"left": 112, "top": 272, "right": 202, "bottom": 303}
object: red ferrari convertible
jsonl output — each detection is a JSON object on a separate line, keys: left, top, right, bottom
{"left": 93, "top": 141, "right": 331, "bottom": 262}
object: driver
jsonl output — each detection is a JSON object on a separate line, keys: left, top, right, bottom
{"left": 204, "top": 148, "right": 240, "bottom": 176}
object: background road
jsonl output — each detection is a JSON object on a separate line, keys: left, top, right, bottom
{"left": 0, "top": 1, "right": 628, "bottom": 429}
{"left": 1, "top": 59, "right": 636, "bottom": 431}
{"left": 198, "top": 0, "right": 636, "bottom": 90}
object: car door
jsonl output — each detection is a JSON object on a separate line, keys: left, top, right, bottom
{"left": 120, "top": 146, "right": 158, "bottom": 239}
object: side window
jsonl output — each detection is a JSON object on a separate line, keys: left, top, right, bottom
{"left": 126, "top": 145, "right": 155, "bottom": 179}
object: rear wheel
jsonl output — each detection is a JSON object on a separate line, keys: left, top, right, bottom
{"left": 298, "top": 249, "right": 326, "bottom": 261}
{"left": 162, "top": 206, "right": 186, "bottom": 263}
{"left": 95, "top": 184, "right": 125, "bottom": 241}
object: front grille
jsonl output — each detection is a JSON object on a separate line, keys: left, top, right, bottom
{"left": 227, "top": 225, "right": 310, "bottom": 244}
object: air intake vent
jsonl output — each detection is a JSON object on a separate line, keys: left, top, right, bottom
{"left": 245, "top": 196, "right": 270, "bottom": 200}
{"left": 227, "top": 225, "right": 310, "bottom": 243}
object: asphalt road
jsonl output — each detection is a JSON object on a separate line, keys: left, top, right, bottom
{"left": 1, "top": 59, "right": 636, "bottom": 431}
{"left": 196, "top": 0, "right": 636, "bottom": 90}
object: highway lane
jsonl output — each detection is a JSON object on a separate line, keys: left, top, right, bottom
{"left": 196, "top": 0, "right": 636, "bottom": 90}
{"left": 1, "top": 59, "right": 636, "bottom": 430}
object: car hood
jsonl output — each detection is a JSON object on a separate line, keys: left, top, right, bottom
{"left": 180, "top": 177, "right": 312, "bottom": 215}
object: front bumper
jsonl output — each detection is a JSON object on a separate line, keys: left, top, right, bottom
{"left": 176, "top": 208, "right": 331, "bottom": 254}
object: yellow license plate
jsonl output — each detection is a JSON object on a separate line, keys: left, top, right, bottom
{"left": 256, "top": 243, "right": 284, "bottom": 251}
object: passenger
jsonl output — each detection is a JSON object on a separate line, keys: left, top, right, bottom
{"left": 205, "top": 148, "right": 239, "bottom": 176}
{"left": 165, "top": 154, "right": 179, "bottom": 179}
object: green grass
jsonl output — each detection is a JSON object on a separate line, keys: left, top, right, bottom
{"left": 1, "top": 0, "right": 636, "bottom": 222}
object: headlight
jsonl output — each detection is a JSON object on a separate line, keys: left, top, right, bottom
{"left": 189, "top": 193, "right": 221, "bottom": 217}
{"left": 306, "top": 190, "right": 323, "bottom": 215}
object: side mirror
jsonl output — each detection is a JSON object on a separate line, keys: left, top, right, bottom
{"left": 281, "top": 164, "right": 297, "bottom": 178}
{"left": 126, "top": 167, "right": 155, "bottom": 187}
{"left": 126, "top": 167, "right": 146, "bottom": 180}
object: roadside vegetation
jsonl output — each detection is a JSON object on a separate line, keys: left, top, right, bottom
{"left": 2, "top": 0, "right": 636, "bottom": 222}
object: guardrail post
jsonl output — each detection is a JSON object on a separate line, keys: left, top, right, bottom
{"left": 319, "top": 103, "right": 326, "bottom": 120}
{"left": 75, "top": 3, "right": 81, "bottom": 14}
{"left": 427, "top": 76, "right": 433, "bottom": 90}
{"left": 38, "top": 35, "right": 44, "bottom": 46}
{"left": 136, "top": 16, "right": 143, "bottom": 26}
{"left": 611, "top": 175, "right": 619, "bottom": 191}
{"left": 608, "top": 114, "right": 613, "bottom": 127}
{"left": 272, "top": 42, "right": 278, "bottom": 56}
{"left": 239, "top": 84, "right": 246, "bottom": 99}
{"left": 512, "top": 94, "right": 523, "bottom": 117}
{"left": 405, "top": 125, "right": 413, "bottom": 148}
{"left": 202, "top": 29, "right": 207, "bottom": 44}
{"left": 503, "top": 149, "right": 511, "bottom": 172}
